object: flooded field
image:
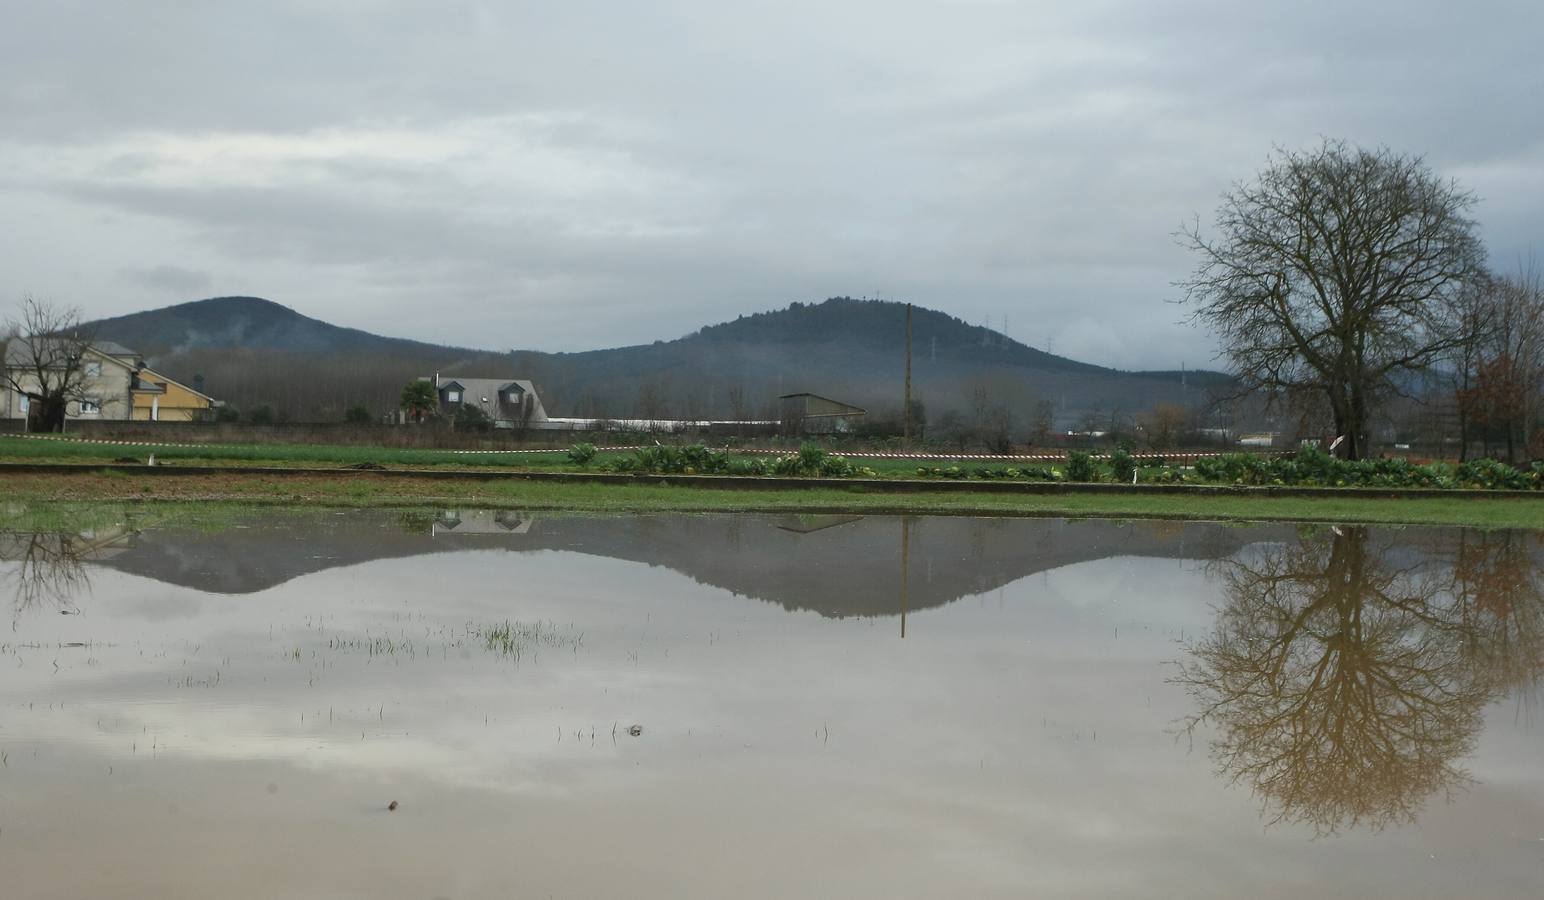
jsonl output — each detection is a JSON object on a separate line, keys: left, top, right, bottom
{"left": 2, "top": 510, "right": 1542, "bottom": 898}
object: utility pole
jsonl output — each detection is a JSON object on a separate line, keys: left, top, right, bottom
{"left": 903, "top": 302, "right": 913, "bottom": 445}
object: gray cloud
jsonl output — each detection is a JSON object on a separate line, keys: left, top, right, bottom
{"left": 2, "top": 0, "right": 1541, "bottom": 368}
{"left": 119, "top": 264, "right": 213, "bottom": 295}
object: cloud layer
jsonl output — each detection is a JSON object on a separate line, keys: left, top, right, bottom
{"left": 2, "top": 1, "right": 1540, "bottom": 368}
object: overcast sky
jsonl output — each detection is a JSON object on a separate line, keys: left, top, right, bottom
{"left": 2, "top": 1, "right": 1541, "bottom": 369}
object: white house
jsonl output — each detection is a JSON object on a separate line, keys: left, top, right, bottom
{"left": 3, "top": 340, "right": 143, "bottom": 425}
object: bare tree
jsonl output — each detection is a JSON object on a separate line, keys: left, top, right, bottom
{"left": 1139, "top": 402, "right": 1193, "bottom": 450}
{"left": 963, "top": 375, "right": 1014, "bottom": 452}
{"left": 1446, "top": 278, "right": 1498, "bottom": 460}
{"left": 636, "top": 379, "right": 669, "bottom": 422}
{"left": 934, "top": 409, "right": 969, "bottom": 450}
{"left": 1483, "top": 266, "right": 1544, "bottom": 461}
{"left": 1104, "top": 404, "right": 1132, "bottom": 446}
{"left": 726, "top": 383, "right": 747, "bottom": 420}
{"left": 1029, "top": 399, "right": 1055, "bottom": 446}
{"left": 1448, "top": 266, "right": 1544, "bottom": 462}
{"left": 1180, "top": 140, "right": 1488, "bottom": 459}
{"left": 2, "top": 296, "right": 105, "bottom": 432}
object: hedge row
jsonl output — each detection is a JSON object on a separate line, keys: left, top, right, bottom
{"left": 565, "top": 444, "right": 1544, "bottom": 491}
{"left": 920, "top": 448, "right": 1544, "bottom": 490}
{"left": 569, "top": 443, "right": 879, "bottom": 478}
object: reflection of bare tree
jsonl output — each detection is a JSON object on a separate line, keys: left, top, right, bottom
{"left": 1448, "top": 531, "right": 1544, "bottom": 704}
{"left": 1176, "top": 527, "right": 1544, "bottom": 834}
{"left": 2, "top": 533, "right": 92, "bottom": 627}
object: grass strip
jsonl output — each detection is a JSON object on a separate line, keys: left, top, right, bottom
{"left": 2, "top": 470, "right": 1541, "bottom": 529}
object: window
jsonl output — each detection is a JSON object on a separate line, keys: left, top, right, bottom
{"left": 446, "top": 390, "right": 461, "bottom": 402}
{"left": 79, "top": 398, "right": 101, "bottom": 415}
{"left": 84, "top": 361, "right": 101, "bottom": 377}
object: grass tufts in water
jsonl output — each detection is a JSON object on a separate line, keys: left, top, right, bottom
{"left": 478, "top": 619, "right": 583, "bottom": 660}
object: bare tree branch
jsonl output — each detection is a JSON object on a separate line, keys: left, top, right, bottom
{"left": 2, "top": 295, "right": 102, "bottom": 432}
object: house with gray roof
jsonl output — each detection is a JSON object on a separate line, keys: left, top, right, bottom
{"left": 4, "top": 338, "right": 219, "bottom": 427}
{"left": 3, "top": 338, "right": 145, "bottom": 425}
{"left": 427, "top": 374, "right": 549, "bottom": 428}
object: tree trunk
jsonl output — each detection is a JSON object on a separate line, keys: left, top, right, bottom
{"left": 1348, "top": 387, "right": 1372, "bottom": 461}
{"left": 33, "top": 395, "right": 67, "bottom": 433}
{"left": 1458, "top": 408, "right": 1469, "bottom": 462}
{"left": 1328, "top": 388, "right": 1365, "bottom": 460}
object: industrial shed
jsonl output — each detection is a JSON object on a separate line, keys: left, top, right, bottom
{"left": 779, "top": 392, "right": 866, "bottom": 435}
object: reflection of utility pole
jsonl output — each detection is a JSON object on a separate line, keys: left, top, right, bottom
{"left": 900, "top": 517, "right": 911, "bottom": 639}
{"left": 903, "top": 303, "right": 913, "bottom": 446}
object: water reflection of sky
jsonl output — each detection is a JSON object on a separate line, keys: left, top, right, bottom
{"left": 1, "top": 513, "right": 1541, "bottom": 899}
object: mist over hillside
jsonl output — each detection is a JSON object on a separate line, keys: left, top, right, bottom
{"left": 84, "top": 296, "right": 1229, "bottom": 428}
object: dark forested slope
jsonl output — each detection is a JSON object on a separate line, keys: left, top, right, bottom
{"left": 85, "top": 296, "right": 1228, "bottom": 425}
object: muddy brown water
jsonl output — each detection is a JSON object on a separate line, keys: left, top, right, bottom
{"left": 1, "top": 511, "right": 1541, "bottom": 898}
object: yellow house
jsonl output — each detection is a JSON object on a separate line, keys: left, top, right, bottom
{"left": 131, "top": 367, "right": 218, "bottom": 421}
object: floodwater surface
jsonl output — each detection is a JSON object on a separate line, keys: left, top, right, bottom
{"left": 1, "top": 510, "right": 1542, "bottom": 898}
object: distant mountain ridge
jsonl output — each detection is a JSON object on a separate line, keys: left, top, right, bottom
{"left": 87, "top": 296, "right": 476, "bottom": 358}
{"left": 688, "top": 299, "right": 1109, "bottom": 376}
{"left": 82, "top": 295, "right": 1230, "bottom": 424}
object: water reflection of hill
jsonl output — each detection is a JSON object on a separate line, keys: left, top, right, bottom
{"left": 15, "top": 512, "right": 1296, "bottom": 619}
